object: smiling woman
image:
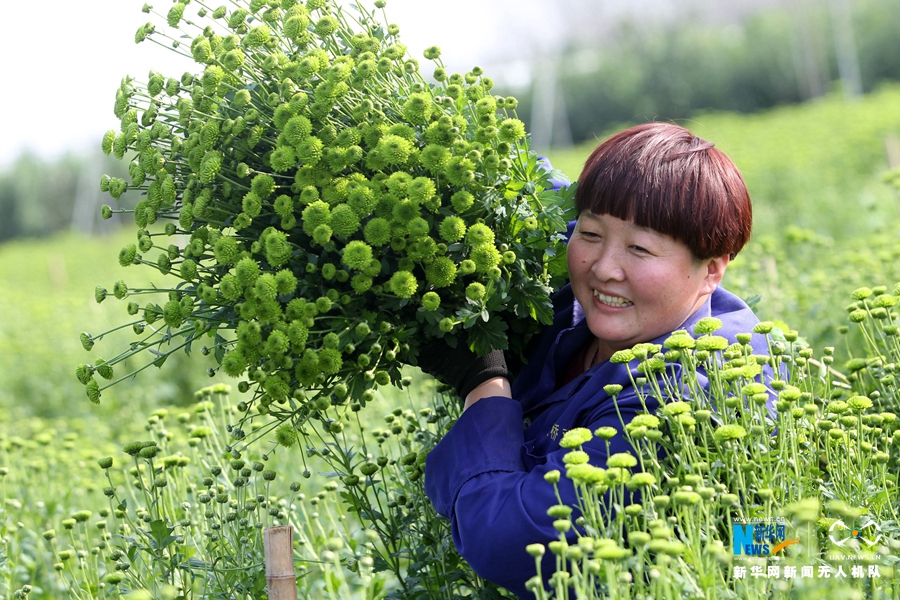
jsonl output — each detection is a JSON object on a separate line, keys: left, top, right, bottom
{"left": 423, "top": 122, "right": 769, "bottom": 598}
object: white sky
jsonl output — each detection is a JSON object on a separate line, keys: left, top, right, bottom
{"left": 0, "top": 0, "right": 577, "bottom": 168}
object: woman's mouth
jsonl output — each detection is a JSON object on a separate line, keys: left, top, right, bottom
{"left": 593, "top": 290, "right": 633, "bottom": 308}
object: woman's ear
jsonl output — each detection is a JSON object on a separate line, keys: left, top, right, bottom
{"left": 703, "top": 255, "right": 730, "bottom": 293}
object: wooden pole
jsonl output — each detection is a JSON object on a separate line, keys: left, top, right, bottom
{"left": 264, "top": 526, "right": 298, "bottom": 599}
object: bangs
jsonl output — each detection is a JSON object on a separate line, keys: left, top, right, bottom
{"left": 574, "top": 123, "right": 751, "bottom": 260}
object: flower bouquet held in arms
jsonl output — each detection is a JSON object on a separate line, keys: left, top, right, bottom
{"left": 78, "top": 0, "right": 573, "bottom": 427}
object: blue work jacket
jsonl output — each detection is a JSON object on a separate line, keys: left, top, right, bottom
{"left": 424, "top": 285, "right": 771, "bottom": 598}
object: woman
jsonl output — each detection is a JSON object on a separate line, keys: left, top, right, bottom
{"left": 422, "top": 122, "right": 768, "bottom": 598}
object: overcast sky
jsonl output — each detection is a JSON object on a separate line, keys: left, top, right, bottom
{"left": 0, "top": 0, "right": 784, "bottom": 168}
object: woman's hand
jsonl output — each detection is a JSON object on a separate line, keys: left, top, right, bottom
{"left": 463, "top": 377, "right": 512, "bottom": 411}
{"left": 416, "top": 341, "right": 513, "bottom": 402}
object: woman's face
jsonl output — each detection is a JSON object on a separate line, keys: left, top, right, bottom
{"left": 567, "top": 212, "right": 728, "bottom": 362}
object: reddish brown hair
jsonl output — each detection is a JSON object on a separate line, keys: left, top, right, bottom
{"left": 575, "top": 122, "right": 752, "bottom": 260}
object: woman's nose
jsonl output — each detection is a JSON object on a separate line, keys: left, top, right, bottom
{"left": 591, "top": 248, "right": 625, "bottom": 281}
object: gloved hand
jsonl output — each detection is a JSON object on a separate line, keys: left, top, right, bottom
{"left": 415, "top": 338, "right": 512, "bottom": 400}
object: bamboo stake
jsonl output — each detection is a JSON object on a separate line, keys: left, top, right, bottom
{"left": 264, "top": 526, "right": 298, "bottom": 599}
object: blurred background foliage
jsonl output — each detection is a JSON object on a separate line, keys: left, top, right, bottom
{"left": 511, "top": 0, "right": 900, "bottom": 148}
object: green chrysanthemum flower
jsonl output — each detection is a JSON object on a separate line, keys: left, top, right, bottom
{"left": 713, "top": 424, "right": 747, "bottom": 442}
{"left": 438, "top": 216, "right": 466, "bottom": 242}
{"left": 351, "top": 274, "right": 373, "bottom": 294}
{"left": 191, "top": 36, "right": 212, "bottom": 62}
{"left": 163, "top": 299, "right": 185, "bottom": 328}
{"left": 219, "top": 274, "right": 241, "bottom": 300}
{"left": 241, "top": 192, "right": 263, "bottom": 218}
{"left": 375, "top": 134, "right": 414, "bottom": 165}
{"left": 86, "top": 378, "right": 101, "bottom": 404}
{"left": 318, "top": 348, "right": 342, "bottom": 374}
{"left": 118, "top": 244, "right": 137, "bottom": 267}
{"left": 362, "top": 258, "right": 381, "bottom": 277}
{"left": 363, "top": 217, "right": 391, "bottom": 246}
{"left": 270, "top": 146, "right": 297, "bottom": 172}
{"left": 445, "top": 156, "right": 475, "bottom": 186}
{"left": 180, "top": 259, "right": 198, "bottom": 281}
{"left": 408, "top": 177, "right": 436, "bottom": 203}
{"left": 474, "top": 96, "right": 497, "bottom": 117}
{"left": 284, "top": 14, "right": 310, "bottom": 40}
{"left": 456, "top": 259, "right": 474, "bottom": 276}
{"left": 847, "top": 395, "right": 873, "bottom": 412}
{"left": 222, "top": 48, "right": 245, "bottom": 71}
{"left": 694, "top": 317, "right": 724, "bottom": 335}
{"left": 450, "top": 190, "right": 474, "bottom": 212}
{"left": 425, "top": 257, "right": 457, "bottom": 288}
{"left": 79, "top": 332, "right": 95, "bottom": 352}
{"left": 234, "top": 257, "right": 260, "bottom": 287}
{"left": 388, "top": 271, "right": 418, "bottom": 298}
{"left": 287, "top": 318, "right": 309, "bottom": 346}
{"left": 466, "top": 223, "right": 495, "bottom": 247}
{"left": 199, "top": 150, "right": 222, "bottom": 184}
{"left": 606, "top": 452, "right": 637, "bottom": 469}
{"left": 465, "top": 282, "right": 486, "bottom": 301}
{"left": 275, "top": 423, "right": 298, "bottom": 448}
{"left": 313, "top": 224, "right": 332, "bottom": 245}
{"left": 402, "top": 92, "right": 432, "bottom": 124}
{"left": 421, "top": 144, "right": 450, "bottom": 173}
{"left": 347, "top": 185, "right": 376, "bottom": 216}
{"left": 296, "top": 136, "right": 324, "bottom": 165}
{"left": 321, "top": 263, "right": 337, "bottom": 280}
{"left": 422, "top": 291, "right": 441, "bottom": 311}
{"left": 470, "top": 245, "right": 501, "bottom": 273}
{"left": 315, "top": 15, "right": 338, "bottom": 36}
{"left": 201, "top": 64, "right": 225, "bottom": 95}
{"left": 407, "top": 217, "right": 430, "bottom": 239}
{"left": 111, "top": 280, "right": 128, "bottom": 300}
{"left": 245, "top": 24, "right": 272, "bottom": 47}
{"left": 626, "top": 473, "right": 657, "bottom": 490}
{"left": 559, "top": 427, "right": 592, "bottom": 448}
{"left": 283, "top": 114, "right": 312, "bottom": 146}
{"left": 273, "top": 194, "right": 293, "bottom": 218}
{"left": 101, "top": 130, "right": 116, "bottom": 155}
{"left": 387, "top": 202, "right": 417, "bottom": 227}
{"left": 498, "top": 118, "right": 526, "bottom": 143}
{"left": 222, "top": 349, "right": 249, "bottom": 377}
{"left": 265, "top": 230, "right": 292, "bottom": 267}
{"left": 342, "top": 240, "right": 373, "bottom": 270}
{"left": 329, "top": 204, "right": 360, "bottom": 237}
{"left": 301, "top": 201, "right": 331, "bottom": 236}
{"left": 694, "top": 335, "right": 728, "bottom": 352}
{"left": 255, "top": 273, "right": 278, "bottom": 302}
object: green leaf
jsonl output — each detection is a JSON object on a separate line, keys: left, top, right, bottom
{"left": 468, "top": 317, "right": 509, "bottom": 355}
{"left": 213, "top": 333, "right": 227, "bottom": 364}
{"left": 512, "top": 278, "right": 556, "bottom": 325}
{"left": 146, "top": 519, "right": 176, "bottom": 551}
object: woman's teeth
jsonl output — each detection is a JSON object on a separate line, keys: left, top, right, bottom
{"left": 594, "top": 290, "right": 633, "bottom": 307}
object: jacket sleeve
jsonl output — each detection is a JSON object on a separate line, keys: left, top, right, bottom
{"left": 424, "top": 388, "right": 654, "bottom": 598}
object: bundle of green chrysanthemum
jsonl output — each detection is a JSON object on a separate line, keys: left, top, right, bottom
{"left": 79, "top": 0, "right": 572, "bottom": 420}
